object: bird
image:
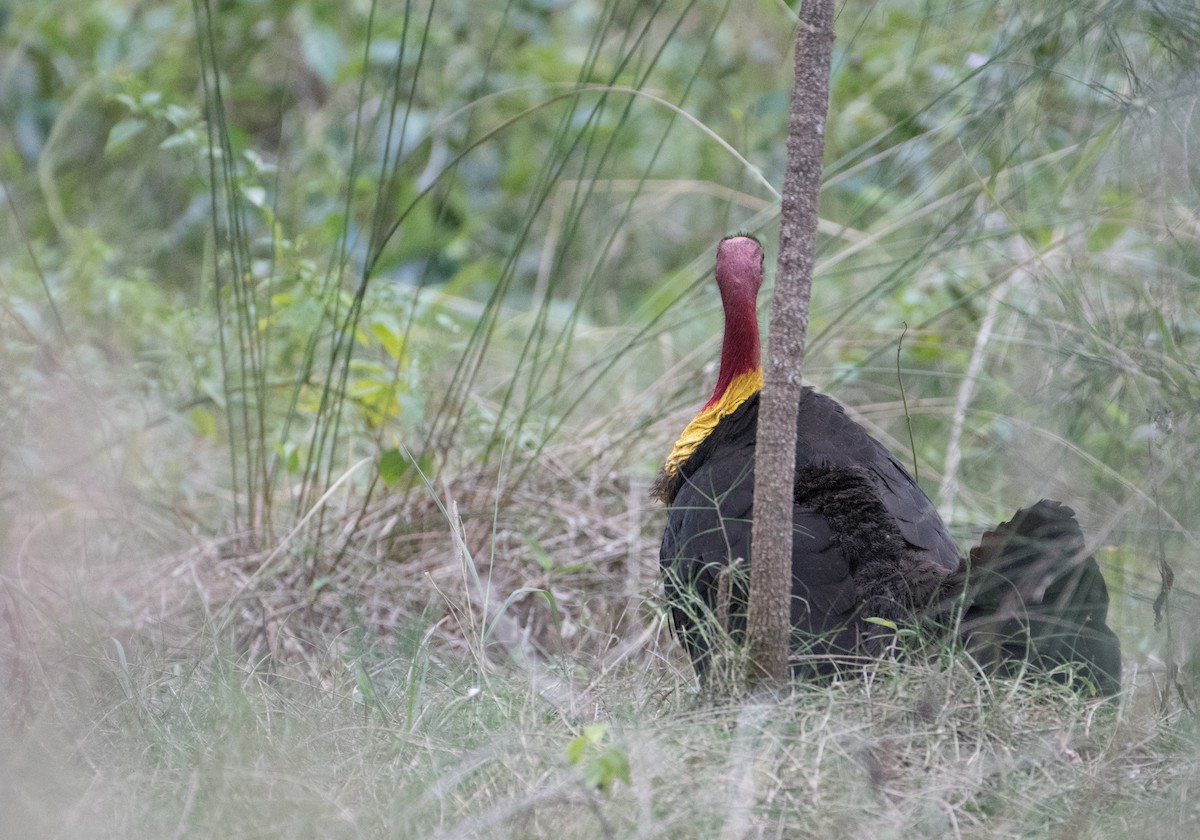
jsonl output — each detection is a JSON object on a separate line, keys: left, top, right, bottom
{"left": 655, "top": 233, "right": 1121, "bottom": 695}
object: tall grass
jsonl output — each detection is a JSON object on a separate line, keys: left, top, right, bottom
{"left": 5, "top": 616, "right": 1198, "bottom": 839}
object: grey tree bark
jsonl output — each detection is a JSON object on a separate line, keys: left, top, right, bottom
{"left": 746, "top": 0, "right": 836, "bottom": 687}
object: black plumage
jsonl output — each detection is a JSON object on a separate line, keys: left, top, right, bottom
{"left": 953, "top": 501, "right": 1123, "bottom": 695}
{"left": 659, "top": 393, "right": 1122, "bottom": 695}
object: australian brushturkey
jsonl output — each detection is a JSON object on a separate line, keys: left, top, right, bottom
{"left": 655, "top": 234, "right": 1121, "bottom": 695}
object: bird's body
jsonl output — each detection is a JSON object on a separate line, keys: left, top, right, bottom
{"left": 657, "top": 234, "right": 1121, "bottom": 694}
{"left": 658, "top": 391, "right": 954, "bottom": 677}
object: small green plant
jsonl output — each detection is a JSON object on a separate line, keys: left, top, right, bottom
{"left": 566, "top": 723, "right": 631, "bottom": 794}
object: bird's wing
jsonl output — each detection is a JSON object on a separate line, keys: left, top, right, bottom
{"left": 794, "top": 389, "right": 962, "bottom": 572}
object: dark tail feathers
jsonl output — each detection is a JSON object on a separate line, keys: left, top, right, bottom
{"left": 953, "top": 500, "right": 1122, "bottom": 696}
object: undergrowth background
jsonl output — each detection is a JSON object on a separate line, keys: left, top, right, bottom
{"left": 3, "top": 0, "right": 1200, "bottom": 837}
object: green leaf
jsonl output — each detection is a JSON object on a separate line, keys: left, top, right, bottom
{"left": 565, "top": 734, "right": 588, "bottom": 764}
{"left": 863, "top": 616, "right": 898, "bottom": 631}
{"left": 160, "top": 128, "right": 199, "bottom": 150}
{"left": 105, "top": 118, "right": 147, "bottom": 155}
{"left": 274, "top": 442, "right": 302, "bottom": 474}
{"left": 1087, "top": 219, "right": 1125, "bottom": 252}
{"left": 371, "top": 322, "right": 405, "bottom": 360}
{"left": 353, "top": 661, "right": 377, "bottom": 708}
{"left": 242, "top": 185, "right": 267, "bottom": 208}
{"left": 188, "top": 406, "right": 218, "bottom": 439}
{"left": 582, "top": 723, "right": 608, "bottom": 742}
{"left": 526, "top": 535, "right": 554, "bottom": 571}
{"left": 567, "top": 724, "right": 629, "bottom": 792}
{"left": 379, "top": 449, "right": 408, "bottom": 485}
{"left": 592, "top": 745, "right": 631, "bottom": 791}
{"left": 567, "top": 722, "right": 607, "bottom": 765}
{"left": 522, "top": 535, "right": 587, "bottom": 575}
{"left": 302, "top": 23, "right": 345, "bottom": 83}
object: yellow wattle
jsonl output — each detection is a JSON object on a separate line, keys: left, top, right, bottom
{"left": 662, "top": 368, "right": 763, "bottom": 479}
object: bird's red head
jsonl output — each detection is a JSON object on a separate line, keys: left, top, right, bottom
{"left": 706, "top": 234, "right": 764, "bottom": 409}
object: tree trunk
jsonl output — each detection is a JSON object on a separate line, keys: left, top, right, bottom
{"left": 746, "top": 0, "right": 835, "bottom": 688}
